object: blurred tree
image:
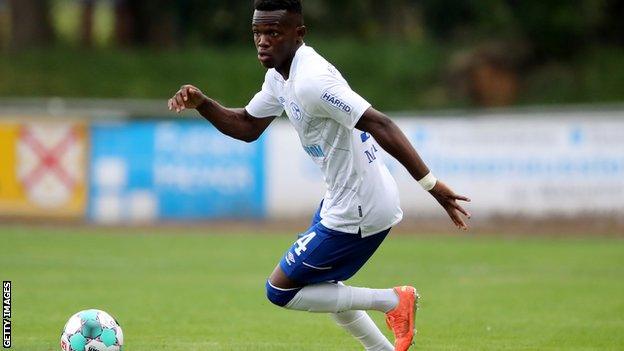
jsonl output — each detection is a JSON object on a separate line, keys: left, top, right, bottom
{"left": 448, "top": 42, "right": 525, "bottom": 107}
{"left": 7, "top": 0, "right": 55, "bottom": 50}
{"left": 507, "top": 0, "right": 604, "bottom": 59}
{"left": 0, "top": 0, "right": 6, "bottom": 49}
{"left": 371, "top": 0, "right": 421, "bottom": 40}
{"left": 420, "top": 0, "right": 614, "bottom": 59}
{"left": 419, "top": 0, "right": 476, "bottom": 40}
{"left": 597, "top": 0, "right": 624, "bottom": 46}
{"left": 315, "top": 1, "right": 369, "bottom": 38}
{"left": 80, "top": 0, "right": 95, "bottom": 47}
{"left": 179, "top": 0, "right": 253, "bottom": 45}
{"left": 114, "top": 0, "right": 176, "bottom": 47}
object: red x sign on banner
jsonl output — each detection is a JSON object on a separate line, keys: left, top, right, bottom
{"left": 19, "top": 126, "right": 79, "bottom": 192}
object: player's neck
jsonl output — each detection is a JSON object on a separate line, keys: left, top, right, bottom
{"left": 276, "top": 60, "right": 293, "bottom": 80}
{"left": 276, "top": 42, "right": 303, "bottom": 80}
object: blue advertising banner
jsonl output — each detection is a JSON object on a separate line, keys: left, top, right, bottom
{"left": 89, "top": 121, "right": 265, "bottom": 222}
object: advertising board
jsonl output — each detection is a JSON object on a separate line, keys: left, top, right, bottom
{"left": 89, "top": 121, "right": 265, "bottom": 223}
{"left": 0, "top": 120, "right": 87, "bottom": 218}
{"left": 265, "top": 112, "right": 624, "bottom": 218}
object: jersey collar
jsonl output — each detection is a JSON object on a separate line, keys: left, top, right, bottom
{"left": 277, "top": 43, "right": 307, "bottom": 83}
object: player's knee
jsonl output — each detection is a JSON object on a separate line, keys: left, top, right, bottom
{"left": 265, "top": 280, "right": 300, "bottom": 307}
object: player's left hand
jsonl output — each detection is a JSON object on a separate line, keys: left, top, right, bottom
{"left": 428, "top": 181, "right": 471, "bottom": 230}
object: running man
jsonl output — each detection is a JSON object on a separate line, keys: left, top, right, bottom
{"left": 168, "top": 1, "right": 471, "bottom": 349}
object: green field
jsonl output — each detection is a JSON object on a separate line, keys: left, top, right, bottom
{"left": 1, "top": 225, "right": 623, "bottom": 350}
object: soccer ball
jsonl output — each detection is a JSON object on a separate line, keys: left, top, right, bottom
{"left": 60, "top": 309, "right": 124, "bottom": 351}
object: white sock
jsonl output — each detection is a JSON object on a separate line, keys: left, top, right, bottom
{"left": 285, "top": 282, "right": 399, "bottom": 313}
{"left": 331, "top": 310, "right": 394, "bottom": 351}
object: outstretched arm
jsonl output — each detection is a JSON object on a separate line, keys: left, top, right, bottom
{"left": 355, "top": 107, "right": 471, "bottom": 230}
{"left": 168, "top": 85, "right": 275, "bottom": 142}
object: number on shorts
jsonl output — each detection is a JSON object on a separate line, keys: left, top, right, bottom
{"left": 294, "top": 232, "right": 316, "bottom": 256}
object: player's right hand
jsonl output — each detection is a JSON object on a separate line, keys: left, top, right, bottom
{"left": 168, "top": 84, "right": 207, "bottom": 113}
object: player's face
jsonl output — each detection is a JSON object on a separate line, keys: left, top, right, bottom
{"left": 252, "top": 10, "right": 304, "bottom": 70}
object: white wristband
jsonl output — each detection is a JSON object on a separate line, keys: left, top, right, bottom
{"left": 418, "top": 172, "right": 437, "bottom": 191}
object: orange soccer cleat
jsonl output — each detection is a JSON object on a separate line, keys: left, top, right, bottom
{"left": 385, "top": 286, "right": 419, "bottom": 351}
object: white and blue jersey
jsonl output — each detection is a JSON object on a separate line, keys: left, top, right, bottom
{"left": 246, "top": 44, "right": 403, "bottom": 236}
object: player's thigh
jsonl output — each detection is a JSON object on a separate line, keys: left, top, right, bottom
{"left": 277, "top": 224, "right": 390, "bottom": 286}
{"left": 268, "top": 263, "right": 300, "bottom": 289}
{"left": 276, "top": 225, "right": 329, "bottom": 286}
{"left": 302, "top": 227, "right": 390, "bottom": 283}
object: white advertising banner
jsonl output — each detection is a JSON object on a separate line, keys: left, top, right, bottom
{"left": 265, "top": 111, "right": 624, "bottom": 218}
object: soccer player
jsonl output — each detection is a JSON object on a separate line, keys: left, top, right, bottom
{"left": 168, "top": 1, "right": 471, "bottom": 349}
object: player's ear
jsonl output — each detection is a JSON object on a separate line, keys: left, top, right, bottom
{"left": 296, "top": 25, "right": 307, "bottom": 43}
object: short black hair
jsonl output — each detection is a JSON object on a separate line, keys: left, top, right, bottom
{"left": 254, "top": 0, "right": 302, "bottom": 14}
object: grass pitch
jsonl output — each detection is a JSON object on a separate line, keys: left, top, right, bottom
{"left": 1, "top": 225, "right": 623, "bottom": 350}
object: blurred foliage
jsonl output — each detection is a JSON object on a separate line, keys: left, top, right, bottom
{"left": 0, "top": 39, "right": 448, "bottom": 110}
{"left": 1, "top": 40, "right": 623, "bottom": 111}
{"left": 0, "top": 0, "right": 623, "bottom": 108}
{"left": 420, "top": 0, "right": 621, "bottom": 60}
{"left": 3, "top": 0, "right": 619, "bottom": 56}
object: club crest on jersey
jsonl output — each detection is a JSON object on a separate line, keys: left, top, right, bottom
{"left": 290, "top": 102, "right": 302, "bottom": 120}
{"left": 327, "top": 64, "right": 338, "bottom": 76}
{"left": 321, "top": 91, "right": 352, "bottom": 113}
